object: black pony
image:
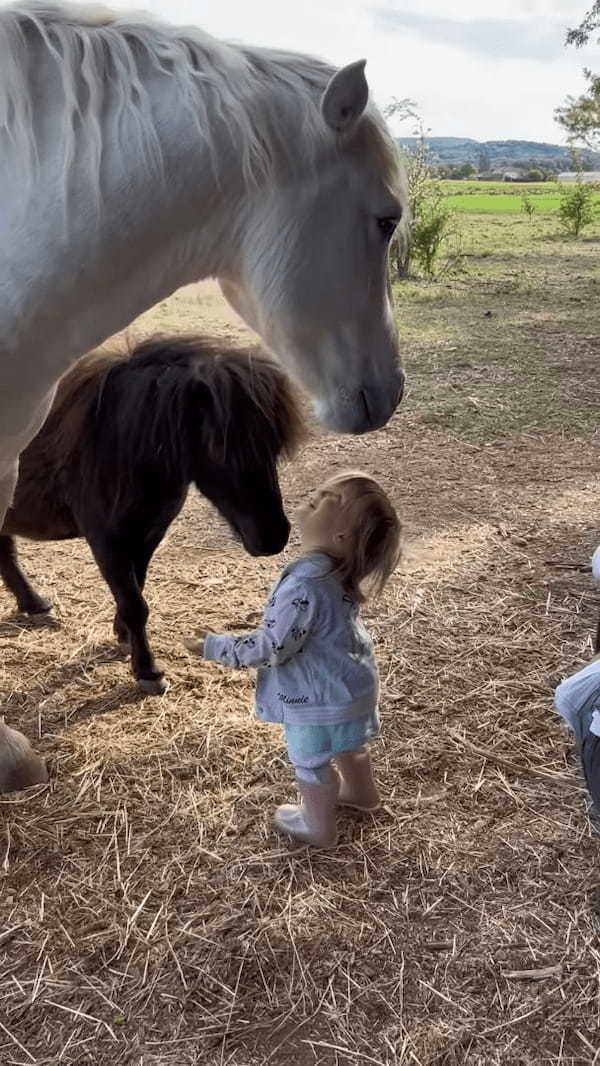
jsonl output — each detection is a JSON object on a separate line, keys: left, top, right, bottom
{"left": 0, "top": 336, "right": 304, "bottom": 693}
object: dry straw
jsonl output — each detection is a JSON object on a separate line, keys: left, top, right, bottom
{"left": 1, "top": 365, "right": 600, "bottom": 1064}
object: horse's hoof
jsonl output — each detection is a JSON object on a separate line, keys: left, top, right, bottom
{"left": 138, "top": 676, "right": 169, "bottom": 696}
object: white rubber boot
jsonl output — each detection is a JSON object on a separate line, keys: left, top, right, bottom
{"left": 334, "top": 746, "right": 380, "bottom": 811}
{"left": 273, "top": 769, "right": 339, "bottom": 848}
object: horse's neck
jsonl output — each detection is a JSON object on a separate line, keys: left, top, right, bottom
{"left": 1, "top": 45, "right": 249, "bottom": 380}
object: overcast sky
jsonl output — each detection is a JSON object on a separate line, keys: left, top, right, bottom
{"left": 112, "top": 0, "right": 598, "bottom": 143}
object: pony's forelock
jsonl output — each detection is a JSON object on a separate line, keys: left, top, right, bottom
{"left": 47, "top": 335, "right": 305, "bottom": 503}
{"left": 187, "top": 341, "right": 307, "bottom": 468}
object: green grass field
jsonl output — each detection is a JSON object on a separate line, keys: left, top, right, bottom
{"left": 440, "top": 179, "right": 600, "bottom": 215}
{"left": 442, "top": 180, "right": 551, "bottom": 196}
{"left": 392, "top": 210, "right": 600, "bottom": 439}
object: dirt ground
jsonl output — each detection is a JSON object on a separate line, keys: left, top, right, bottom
{"left": 2, "top": 216, "right": 600, "bottom": 1065}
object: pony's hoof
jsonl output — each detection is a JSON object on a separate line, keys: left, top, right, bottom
{"left": 137, "top": 676, "right": 169, "bottom": 696}
{"left": 24, "top": 598, "right": 52, "bottom": 616}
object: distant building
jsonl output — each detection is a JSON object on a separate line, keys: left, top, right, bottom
{"left": 477, "top": 169, "right": 536, "bottom": 182}
{"left": 558, "top": 171, "right": 600, "bottom": 182}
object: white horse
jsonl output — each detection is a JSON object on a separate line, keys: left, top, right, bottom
{"left": 0, "top": 1, "right": 406, "bottom": 539}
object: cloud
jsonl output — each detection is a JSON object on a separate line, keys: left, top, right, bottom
{"left": 372, "top": 8, "right": 569, "bottom": 61}
{"left": 108, "top": 0, "right": 592, "bottom": 142}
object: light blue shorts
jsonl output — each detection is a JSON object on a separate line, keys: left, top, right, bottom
{"left": 284, "top": 711, "right": 380, "bottom": 783}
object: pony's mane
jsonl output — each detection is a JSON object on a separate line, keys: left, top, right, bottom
{"left": 0, "top": 1, "right": 400, "bottom": 193}
{"left": 43, "top": 334, "right": 305, "bottom": 505}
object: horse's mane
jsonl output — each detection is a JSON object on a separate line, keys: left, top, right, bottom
{"left": 41, "top": 335, "right": 305, "bottom": 505}
{"left": 0, "top": 1, "right": 398, "bottom": 195}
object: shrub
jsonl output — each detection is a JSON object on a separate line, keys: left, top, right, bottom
{"left": 411, "top": 189, "right": 454, "bottom": 277}
{"left": 558, "top": 179, "right": 596, "bottom": 237}
{"left": 384, "top": 100, "right": 459, "bottom": 279}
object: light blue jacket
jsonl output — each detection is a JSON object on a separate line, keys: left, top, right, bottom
{"left": 203, "top": 553, "right": 379, "bottom": 725}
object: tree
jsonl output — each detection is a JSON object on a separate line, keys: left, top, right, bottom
{"left": 411, "top": 189, "right": 452, "bottom": 277}
{"left": 436, "top": 163, "right": 475, "bottom": 180}
{"left": 566, "top": 2, "right": 600, "bottom": 47}
{"left": 478, "top": 148, "right": 491, "bottom": 173}
{"left": 383, "top": 100, "right": 457, "bottom": 279}
{"left": 457, "top": 163, "right": 476, "bottom": 179}
{"left": 558, "top": 178, "right": 596, "bottom": 237}
{"left": 388, "top": 125, "right": 431, "bottom": 278}
{"left": 556, "top": 4, "right": 600, "bottom": 147}
{"left": 556, "top": 70, "right": 600, "bottom": 148}
{"left": 383, "top": 95, "right": 420, "bottom": 130}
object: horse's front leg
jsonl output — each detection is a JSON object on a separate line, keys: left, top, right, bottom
{"left": 0, "top": 535, "right": 52, "bottom": 615}
{"left": 0, "top": 386, "right": 57, "bottom": 528}
{"left": 88, "top": 536, "right": 167, "bottom": 695}
{"left": 0, "top": 460, "right": 19, "bottom": 532}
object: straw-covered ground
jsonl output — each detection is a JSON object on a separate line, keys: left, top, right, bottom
{"left": 1, "top": 215, "right": 600, "bottom": 1065}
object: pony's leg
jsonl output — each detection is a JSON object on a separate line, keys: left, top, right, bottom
{"left": 113, "top": 611, "right": 130, "bottom": 647}
{"left": 113, "top": 543, "right": 157, "bottom": 647}
{"left": 88, "top": 537, "right": 167, "bottom": 695}
{"left": 0, "top": 535, "right": 52, "bottom": 615}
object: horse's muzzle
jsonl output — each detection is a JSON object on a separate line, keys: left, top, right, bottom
{"left": 323, "top": 372, "right": 405, "bottom": 435}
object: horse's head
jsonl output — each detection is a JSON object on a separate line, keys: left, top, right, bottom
{"left": 190, "top": 347, "right": 305, "bottom": 557}
{"left": 219, "top": 59, "right": 406, "bottom": 435}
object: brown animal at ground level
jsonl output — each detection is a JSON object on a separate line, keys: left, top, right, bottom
{"left": 0, "top": 721, "right": 47, "bottom": 793}
{"left": 0, "top": 335, "right": 304, "bottom": 696}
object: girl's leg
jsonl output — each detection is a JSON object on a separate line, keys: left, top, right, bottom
{"left": 273, "top": 761, "right": 339, "bottom": 849}
{"left": 333, "top": 745, "right": 381, "bottom": 811}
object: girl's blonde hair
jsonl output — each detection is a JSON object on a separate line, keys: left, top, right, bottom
{"left": 325, "top": 472, "right": 402, "bottom": 603}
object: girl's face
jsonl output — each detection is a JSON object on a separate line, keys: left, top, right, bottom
{"left": 296, "top": 479, "right": 354, "bottom": 555}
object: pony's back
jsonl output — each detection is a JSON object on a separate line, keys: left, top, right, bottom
{"left": 88, "top": 336, "right": 304, "bottom": 496}
{"left": 16, "top": 335, "right": 304, "bottom": 516}
{"left": 32, "top": 350, "right": 120, "bottom": 467}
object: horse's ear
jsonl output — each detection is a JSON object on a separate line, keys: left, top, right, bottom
{"left": 321, "top": 59, "right": 369, "bottom": 134}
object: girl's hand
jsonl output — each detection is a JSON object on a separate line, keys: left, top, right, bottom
{"left": 184, "top": 631, "right": 209, "bottom": 656}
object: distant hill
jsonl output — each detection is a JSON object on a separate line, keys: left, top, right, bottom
{"left": 396, "top": 137, "right": 600, "bottom": 171}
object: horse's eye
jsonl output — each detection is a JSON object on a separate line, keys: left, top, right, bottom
{"left": 377, "top": 216, "right": 400, "bottom": 240}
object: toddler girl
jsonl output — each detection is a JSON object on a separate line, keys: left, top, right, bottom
{"left": 185, "top": 471, "right": 402, "bottom": 849}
